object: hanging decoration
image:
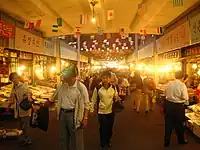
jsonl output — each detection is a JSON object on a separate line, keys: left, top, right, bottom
{"left": 57, "top": 18, "right": 63, "bottom": 27}
{"left": 24, "top": 20, "right": 41, "bottom": 30}
{"left": 52, "top": 25, "right": 58, "bottom": 32}
{"left": 107, "top": 10, "right": 114, "bottom": 21}
{"left": 80, "top": 14, "right": 87, "bottom": 25}
{"left": 172, "top": 0, "right": 184, "bottom": 7}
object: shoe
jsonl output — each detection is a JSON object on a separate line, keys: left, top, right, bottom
{"left": 132, "top": 108, "right": 136, "bottom": 111}
{"left": 145, "top": 111, "right": 149, "bottom": 114}
{"left": 164, "top": 142, "right": 169, "bottom": 147}
{"left": 178, "top": 140, "right": 188, "bottom": 145}
{"left": 25, "top": 139, "right": 32, "bottom": 145}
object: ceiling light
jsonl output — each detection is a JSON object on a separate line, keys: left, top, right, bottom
{"left": 122, "top": 46, "right": 125, "bottom": 50}
{"left": 126, "top": 47, "right": 128, "bottom": 49}
{"left": 86, "top": 49, "right": 89, "bottom": 52}
{"left": 116, "top": 47, "right": 119, "bottom": 50}
{"left": 81, "top": 48, "right": 84, "bottom": 51}
{"left": 91, "top": 17, "right": 96, "bottom": 23}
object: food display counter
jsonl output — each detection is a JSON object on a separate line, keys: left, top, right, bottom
{"left": 0, "top": 84, "right": 56, "bottom": 110}
{"left": 185, "top": 104, "right": 200, "bottom": 138}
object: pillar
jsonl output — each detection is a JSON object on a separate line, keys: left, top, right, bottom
{"left": 55, "top": 38, "right": 61, "bottom": 84}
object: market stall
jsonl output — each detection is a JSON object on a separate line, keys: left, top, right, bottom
{"left": 33, "top": 54, "right": 56, "bottom": 88}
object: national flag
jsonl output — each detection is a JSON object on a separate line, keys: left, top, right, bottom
{"left": 107, "top": 10, "right": 114, "bottom": 21}
{"left": 75, "top": 27, "right": 81, "bottom": 36}
{"left": 24, "top": 21, "right": 30, "bottom": 29}
{"left": 172, "top": 0, "right": 184, "bottom": 7}
{"left": 80, "top": 14, "right": 87, "bottom": 25}
{"left": 29, "top": 23, "right": 34, "bottom": 30}
{"left": 57, "top": 18, "right": 63, "bottom": 27}
{"left": 52, "top": 25, "right": 58, "bottom": 32}
{"left": 35, "top": 20, "right": 41, "bottom": 28}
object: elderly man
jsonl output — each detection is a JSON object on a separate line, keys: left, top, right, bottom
{"left": 164, "top": 71, "right": 189, "bottom": 147}
{"left": 51, "top": 64, "right": 90, "bottom": 150}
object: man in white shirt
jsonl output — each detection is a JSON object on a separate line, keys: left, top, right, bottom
{"left": 164, "top": 71, "right": 189, "bottom": 147}
{"left": 51, "top": 64, "right": 90, "bottom": 150}
{"left": 90, "top": 71, "right": 118, "bottom": 150}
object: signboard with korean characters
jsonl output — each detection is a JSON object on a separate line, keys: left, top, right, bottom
{"left": 158, "top": 49, "right": 180, "bottom": 60}
{"left": 181, "top": 43, "right": 200, "bottom": 57}
{"left": 44, "top": 38, "right": 55, "bottom": 56}
{"left": 156, "top": 21, "right": 190, "bottom": 54}
{"left": 0, "top": 20, "right": 14, "bottom": 38}
{"left": 15, "top": 28, "right": 44, "bottom": 54}
{"left": 190, "top": 13, "right": 200, "bottom": 44}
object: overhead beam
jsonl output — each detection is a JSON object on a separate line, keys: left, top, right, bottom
{"left": 28, "top": 0, "right": 73, "bottom": 33}
{"left": 130, "top": 0, "right": 168, "bottom": 33}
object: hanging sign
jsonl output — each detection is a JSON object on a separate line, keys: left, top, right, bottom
{"left": 44, "top": 39, "right": 55, "bottom": 56}
{"left": 75, "top": 27, "right": 81, "bottom": 36}
{"left": 181, "top": 43, "right": 200, "bottom": 57}
{"left": 19, "top": 52, "right": 33, "bottom": 60}
{"left": 156, "top": 21, "right": 190, "bottom": 54}
{"left": 0, "top": 20, "right": 14, "bottom": 38}
{"left": 158, "top": 49, "right": 180, "bottom": 60}
{"left": 15, "top": 28, "right": 44, "bottom": 54}
{"left": 190, "top": 13, "right": 200, "bottom": 44}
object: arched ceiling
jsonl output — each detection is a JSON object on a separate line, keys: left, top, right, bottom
{"left": 0, "top": 0, "right": 199, "bottom": 37}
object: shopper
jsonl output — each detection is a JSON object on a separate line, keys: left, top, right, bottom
{"left": 164, "top": 71, "right": 189, "bottom": 147}
{"left": 143, "top": 73, "right": 156, "bottom": 113}
{"left": 51, "top": 64, "right": 90, "bottom": 150}
{"left": 8, "top": 72, "right": 33, "bottom": 146}
{"left": 90, "top": 70, "right": 119, "bottom": 150}
{"left": 130, "top": 71, "right": 143, "bottom": 113}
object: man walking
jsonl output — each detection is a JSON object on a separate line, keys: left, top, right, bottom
{"left": 164, "top": 71, "right": 189, "bottom": 147}
{"left": 51, "top": 64, "right": 90, "bottom": 150}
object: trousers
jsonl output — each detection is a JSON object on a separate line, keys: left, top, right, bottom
{"left": 98, "top": 113, "right": 115, "bottom": 148}
{"left": 164, "top": 100, "right": 185, "bottom": 143}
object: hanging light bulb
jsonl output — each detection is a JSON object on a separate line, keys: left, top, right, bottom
{"left": 91, "top": 17, "right": 96, "bottom": 23}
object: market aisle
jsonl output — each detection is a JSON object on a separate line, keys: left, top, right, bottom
{"left": 0, "top": 97, "right": 200, "bottom": 150}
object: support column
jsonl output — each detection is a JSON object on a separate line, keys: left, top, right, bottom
{"left": 153, "top": 39, "right": 158, "bottom": 85}
{"left": 77, "top": 35, "right": 81, "bottom": 77}
{"left": 135, "top": 34, "right": 139, "bottom": 64}
{"left": 55, "top": 38, "right": 61, "bottom": 84}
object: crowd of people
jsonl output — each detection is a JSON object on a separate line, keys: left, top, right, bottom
{"left": 5, "top": 64, "right": 191, "bottom": 150}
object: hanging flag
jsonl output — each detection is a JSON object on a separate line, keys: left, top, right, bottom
{"left": 24, "top": 21, "right": 30, "bottom": 29}
{"left": 80, "top": 14, "right": 87, "bottom": 25}
{"left": 172, "top": 0, "right": 184, "bottom": 7}
{"left": 29, "top": 23, "right": 34, "bottom": 30}
{"left": 157, "top": 27, "right": 163, "bottom": 35}
{"left": 75, "top": 27, "right": 81, "bottom": 36}
{"left": 52, "top": 25, "right": 58, "bottom": 32}
{"left": 35, "top": 20, "right": 41, "bottom": 28}
{"left": 57, "top": 18, "right": 63, "bottom": 27}
{"left": 107, "top": 10, "right": 114, "bottom": 21}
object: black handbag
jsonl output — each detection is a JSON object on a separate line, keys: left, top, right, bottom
{"left": 112, "top": 100, "right": 124, "bottom": 113}
{"left": 14, "top": 94, "right": 32, "bottom": 111}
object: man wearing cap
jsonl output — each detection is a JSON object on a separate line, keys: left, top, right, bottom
{"left": 51, "top": 64, "right": 90, "bottom": 150}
